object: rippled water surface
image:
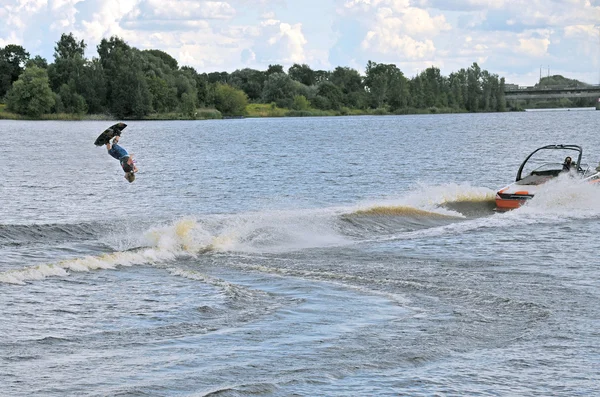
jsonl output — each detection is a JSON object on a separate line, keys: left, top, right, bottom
{"left": 1, "top": 112, "right": 600, "bottom": 396}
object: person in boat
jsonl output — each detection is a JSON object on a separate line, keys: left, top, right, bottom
{"left": 106, "top": 135, "right": 138, "bottom": 183}
{"left": 562, "top": 156, "right": 572, "bottom": 172}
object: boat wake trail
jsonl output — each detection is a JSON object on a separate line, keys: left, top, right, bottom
{"left": 517, "top": 175, "right": 600, "bottom": 216}
{"left": 7, "top": 181, "right": 595, "bottom": 286}
{"left": 0, "top": 210, "right": 350, "bottom": 285}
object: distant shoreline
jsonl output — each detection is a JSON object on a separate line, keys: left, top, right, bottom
{"left": 524, "top": 107, "right": 596, "bottom": 112}
{"left": 2, "top": 104, "right": 597, "bottom": 121}
{"left": 0, "top": 104, "right": 473, "bottom": 121}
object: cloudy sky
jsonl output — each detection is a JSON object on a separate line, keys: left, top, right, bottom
{"left": 2, "top": 0, "right": 600, "bottom": 86}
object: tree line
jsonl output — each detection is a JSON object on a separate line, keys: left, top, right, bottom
{"left": 0, "top": 32, "right": 507, "bottom": 118}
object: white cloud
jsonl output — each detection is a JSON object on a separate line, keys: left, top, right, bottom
{"left": 516, "top": 30, "right": 551, "bottom": 57}
{"left": 0, "top": 32, "right": 22, "bottom": 47}
{"left": 375, "top": 6, "right": 450, "bottom": 36}
{"left": 264, "top": 21, "right": 307, "bottom": 63}
{"left": 361, "top": 29, "right": 435, "bottom": 59}
{"left": 75, "top": 0, "right": 137, "bottom": 46}
{"left": 123, "top": 0, "right": 236, "bottom": 22}
{"left": 121, "top": 20, "right": 211, "bottom": 31}
{"left": 338, "top": 0, "right": 449, "bottom": 61}
{"left": 49, "top": 0, "right": 83, "bottom": 32}
{"left": 564, "top": 24, "right": 599, "bottom": 39}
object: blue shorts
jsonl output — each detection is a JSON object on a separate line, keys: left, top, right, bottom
{"left": 108, "top": 143, "right": 128, "bottom": 160}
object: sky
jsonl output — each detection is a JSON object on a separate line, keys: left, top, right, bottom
{"left": 1, "top": 0, "right": 600, "bottom": 86}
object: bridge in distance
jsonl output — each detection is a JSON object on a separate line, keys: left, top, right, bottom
{"left": 504, "top": 85, "right": 600, "bottom": 100}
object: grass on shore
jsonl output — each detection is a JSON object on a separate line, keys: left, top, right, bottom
{"left": 0, "top": 104, "right": 223, "bottom": 121}
{"left": 244, "top": 103, "right": 469, "bottom": 118}
{"left": 143, "top": 108, "right": 222, "bottom": 120}
{"left": 0, "top": 102, "right": 492, "bottom": 121}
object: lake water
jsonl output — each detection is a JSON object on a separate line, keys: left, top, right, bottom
{"left": 1, "top": 112, "right": 600, "bottom": 396}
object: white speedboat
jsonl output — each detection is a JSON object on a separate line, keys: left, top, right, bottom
{"left": 495, "top": 144, "right": 600, "bottom": 210}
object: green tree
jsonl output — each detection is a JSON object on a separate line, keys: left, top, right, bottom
{"left": 537, "top": 74, "right": 586, "bottom": 88}
{"left": 143, "top": 49, "right": 178, "bottom": 70}
{"left": 387, "top": 70, "right": 410, "bottom": 111}
{"left": 6, "top": 66, "right": 55, "bottom": 116}
{"left": 364, "top": 61, "right": 404, "bottom": 108}
{"left": 313, "top": 70, "right": 331, "bottom": 83}
{"left": 180, "top": 92, "right": 197, "bottom": 118}
{"left": 26, "top": 55, "right": 48, "bottom": 69}
{"left": 420, "top": 67, "right": 446, "bottom": 108}
{"left": 311, "top": 95, "right": 331, "bottom": 110}
{"left": 408, "top": 75, "right": 424, "bottom": 108}
{"left": 79, "top": 58, "right": 107, "bottom": 114}
{"left": 288, "top": 63, "right": 315, "bottom": 86}
{"left": 174, "top": 70, "right": 197, "bottom": 99}
{"left": 496, "top": 77, "right": 506, "bottom": 111}
{"left": 229, "top": 68, "right": 266, "bottom": 101}
{"left": 56, "top": 81, "right": 87, "bottom": 113}
{"left": 47, "top": 33, "right": 87, "bottom": 92}
{"left": 266, "top": 64, "right": 284, "bottom": 76}
{"left": 292, "top": 80, "right": 317, "bottom": 102}
{"left": 448, "top": 70, "right": 467, "bottom": 109}
{"left": 214, "top": 83, "right": 248, "bottom": 115}
{"left": 466, "top": 62, "right": 482, "bottom": 112}
{"left": 261, "top": 72, "right": 295, "bottom": 107}
{"left": 207, "top": 71, "right": 229, "bottom": 84}
{"left": 98, "top": 36, "right": 152, "bottom": 118}
{"left": 292, "top": 95, "right": 310, "bottom": 110}
{"left": 180, "top": 67, "right": 210, "bottom": 106}
{"left": 0, "top": 44, "right": 30, "bottom": 98}
{"left": 147, "top": 75, "right": 177, "bottom": 112}
{"left": 316, "top": 81, "right": 343, "bottom": 110}
{"left": 330, "top": 66, "right": 366, "bottom": 108}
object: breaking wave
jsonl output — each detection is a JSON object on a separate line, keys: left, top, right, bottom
{"left": 347, "top": 182, "right": 496, "bottom": 219}
{"left": 7, "top": 180, "right": 598, "bottom": 286}
{"left": 0, "top": 218, "right": 207, "bottom": 285}
{"left": 0, "top": 210, "right": 351, "bottom": 285}
{"left": 517, "top": 174, "right": 600, "bottom": 216}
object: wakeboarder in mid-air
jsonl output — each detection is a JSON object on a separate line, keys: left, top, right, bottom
{"left": 94, "top": 122, "right": 138, "bottom": 183}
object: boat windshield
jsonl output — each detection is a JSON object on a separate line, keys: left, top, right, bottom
{"left": 518, "top": 146, "right": 583, "bottom": 181}
{"left": 530, "top": 163, "right": 564, "bottom": 176}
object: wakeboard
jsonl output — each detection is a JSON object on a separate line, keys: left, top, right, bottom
{"left": 94, "top": 122, "right": 127, "bottom": 146}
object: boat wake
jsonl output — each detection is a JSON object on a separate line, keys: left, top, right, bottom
{"left": 0, "top": 211, "right": 350, "bottom": 285}
{"left": 3, "top": 181, "right": 599, "bottom": 285}
{"left": 347, "top": 182, "right": 496, "bottom": 219}
{"left": 516, "top": 175, "right": 600, "bottom": 216}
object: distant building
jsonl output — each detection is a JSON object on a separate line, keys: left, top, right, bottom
{"left": 504, "top": 83, "right": 519, "bottom": 90}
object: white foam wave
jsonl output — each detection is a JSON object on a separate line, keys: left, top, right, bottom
{"left": 516, "top": 174, "right": 600, "bottom": 218}
{"left": 201, "top": 209, "right": 350, "bottom": 253}
{"left": 361, "top": 177, "right": 600, "bottom": 243}
{"left": 1, "top": 211, "right": 351, "bottom": 285}
{"left": 0, "top": 218, "right": 209, "bottom": 285}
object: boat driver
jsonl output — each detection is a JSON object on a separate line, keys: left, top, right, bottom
{"left": 562, "top": 157, "right": 572, "bottom": 172}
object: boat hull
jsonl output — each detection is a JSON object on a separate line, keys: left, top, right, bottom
{"left": 495, "top": 186, "right": 536, "bottom": 210}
